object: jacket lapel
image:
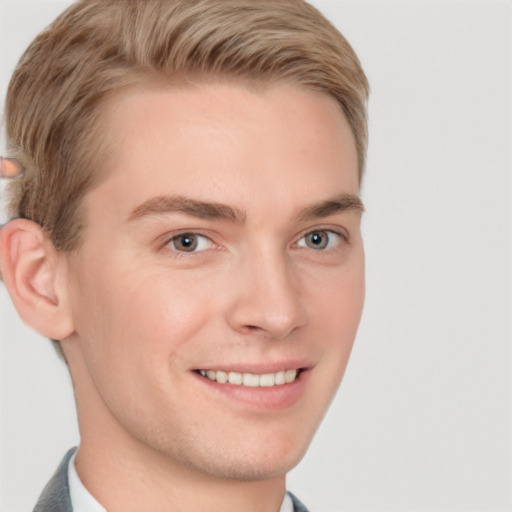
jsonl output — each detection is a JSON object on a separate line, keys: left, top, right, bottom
{"left": 33, "top": 447, "right": 76, "bottom": 512}
{"left": 288, "top": 491, "right": 310, "bottom": 512}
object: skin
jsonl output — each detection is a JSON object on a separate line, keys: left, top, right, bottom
{"left": 3, "top": 81, "right": 365, "bottom": 512}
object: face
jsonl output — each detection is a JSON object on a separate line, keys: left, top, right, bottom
{"left": 63, "top": 81, "right": 365, "bottom": 481}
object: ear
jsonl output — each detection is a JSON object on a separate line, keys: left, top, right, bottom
{"left": 0, "top": 219, "right": 74, "bottom": 340}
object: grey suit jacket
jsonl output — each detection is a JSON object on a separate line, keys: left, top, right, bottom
{"left": 33, "top": 448, "right": 310, "bottom": 512}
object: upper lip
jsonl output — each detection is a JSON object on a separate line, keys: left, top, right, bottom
{"left": 192, "top": 360, "right": 314, "bottom": 374}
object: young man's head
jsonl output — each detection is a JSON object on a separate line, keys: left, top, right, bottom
{"left": 0, "top": 1, "right": 368, "bottom": 509}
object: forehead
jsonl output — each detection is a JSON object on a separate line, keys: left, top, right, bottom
{"left": 87, "top": 80, "right": 359, "bottom": 223}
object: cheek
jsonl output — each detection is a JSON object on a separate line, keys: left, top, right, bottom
{"left": 312, "top": 253, "right": 365, "bottom": 364}
{"left": 296, "top": 259, "right": 365, "bottom": 436}
{"left": 68, "top": 266, "right": 223, "bottom": 419}
{"left": 98, "top": 272, "right": 216, "bottom": 355}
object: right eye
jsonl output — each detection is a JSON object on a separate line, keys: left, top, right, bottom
{"left": 168, "top": 233, "right": 214, "bottom": 253}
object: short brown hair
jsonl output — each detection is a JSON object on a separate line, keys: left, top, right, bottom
{"left": 4, "top": 0, "right": 369, "bottom": 253}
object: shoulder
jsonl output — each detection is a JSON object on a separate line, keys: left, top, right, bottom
{"left": 33, "top": 447, "right": 76, "bottom": 512}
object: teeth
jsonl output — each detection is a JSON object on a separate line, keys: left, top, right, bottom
{"left": 242, "top": 373, "right": 259, "bottom": 387}
{"left": 228, "top": 372, "right": 243, "bottom": 385}
{"left": 216, "top": 370, "right": 228, "bottom": 384}
{"left": 198, "top": 368, "right": 300, "bottom": 386}
{"left": 275, "top": 370, "right": 285, "bottom": 385}
{"left": 285, "top": 369, "right": 297, "bottom": 383}
{"left": 259, "top": 373, "right": 275, "bottom": 387}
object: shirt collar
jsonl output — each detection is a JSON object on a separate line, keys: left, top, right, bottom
{"left": 68, "top": 451, "right": 107, "bottom": 512}
{"left": 280, "top": 492, "right": 295, "bottom": 512}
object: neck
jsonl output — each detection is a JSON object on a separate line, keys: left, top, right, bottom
{"left": 74, "top": 434, "right": 286, "bottom": 512}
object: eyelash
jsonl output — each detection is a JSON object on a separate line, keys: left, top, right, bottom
{"left": 164, "top": 228, "right": 348, "bottom": 255}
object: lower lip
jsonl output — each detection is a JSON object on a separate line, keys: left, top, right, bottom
{"left": 192, "top": 370, "right": 310, "bottom": 411}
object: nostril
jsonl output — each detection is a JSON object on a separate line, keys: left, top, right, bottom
{"left": 240, "top": 325, "right": 265, "bottom": 335}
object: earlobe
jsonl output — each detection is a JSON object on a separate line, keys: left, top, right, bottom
{"left": 0, "top": 219, "right": 74, "bottom": 340}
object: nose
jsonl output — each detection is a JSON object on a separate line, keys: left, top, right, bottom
{"left": 225, "top": 247, "right": 308, "bottom": 340}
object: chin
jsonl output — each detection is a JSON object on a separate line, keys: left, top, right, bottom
{"left": 175, "top": 427, "right": 315, "bottom": 482}
{"left": 198, "top": 449, "right": 307, "bottom": 482}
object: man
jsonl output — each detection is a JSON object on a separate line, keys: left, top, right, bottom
{"left": 0, "top": 0, "right": 369, "bottom": 510}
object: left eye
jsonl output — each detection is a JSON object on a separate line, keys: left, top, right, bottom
{"left": 169, "top": 233, "right": 213, "bottom": 253}
{"left": 296, "top": 230, "right": 341, "bottom": 250}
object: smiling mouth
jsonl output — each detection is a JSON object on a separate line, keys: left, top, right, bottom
{"left": 194, "top": 368, "right": 303, "bottom": 387}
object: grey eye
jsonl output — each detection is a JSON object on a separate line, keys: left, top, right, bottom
{"left": 297, "top": 230, "right": 342, "bottom": 250}
{"left": 171, "top": 233, "right": 199, "bottom": 252}
{"left": 168, "top": 233, "right": 215, "bottom": 253}
{"left": 304, "top": 231, "right": 329, "bottom": 249}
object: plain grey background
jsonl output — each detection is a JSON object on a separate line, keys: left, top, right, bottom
{"left": 0, "top": 1, "right": 510, "bottom": 511}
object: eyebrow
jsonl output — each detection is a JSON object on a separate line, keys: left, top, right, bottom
{"left": 127, "top": 195, "right": 246, "bottom": 224}
{"left": 127, "top": 193, "right": 364, "bottom": 224}
{"left": 297, "top": 193, "right": 364, "bottom": 221}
